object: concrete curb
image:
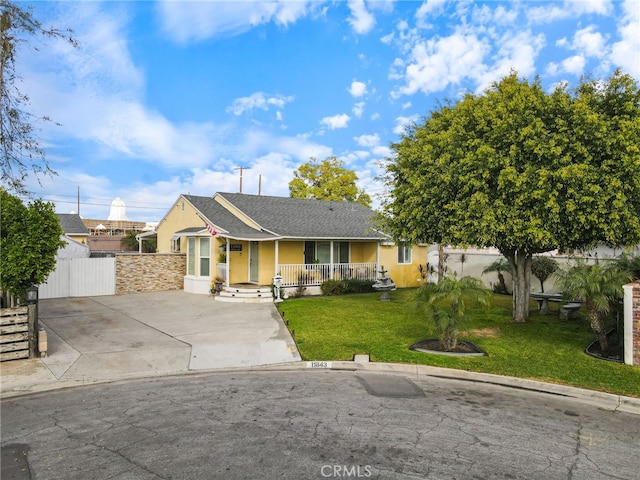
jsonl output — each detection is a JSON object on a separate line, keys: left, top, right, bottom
{"left": 2, "top": 359, "right": 639, "bottom": 416}
{"left": 253, "top": 358, "right": 640, "bottom": 415}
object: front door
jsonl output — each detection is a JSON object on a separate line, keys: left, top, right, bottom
{"left": 249, "top": 241, "right": 259, "bottom": 283}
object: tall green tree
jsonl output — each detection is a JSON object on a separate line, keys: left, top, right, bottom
{"left": 0, "top": 188, "right": 64, "bottom": 298}
{"left": 381, "top": 71, "right": 640, "bottom": 322}
{"left": 289, "top": 156, "right": 372, "bottom": 207}
{"left": 1, "top": 1, "right": 77, "bottom": 193}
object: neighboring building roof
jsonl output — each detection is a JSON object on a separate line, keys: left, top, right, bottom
{"left": 57, "top": 214, "right": 89, "bottom": 236}
{"left": 179, "top": 193, "right": 388, "bottom": 241}
{"left": 57, "top": 235, "right": 90, "bottom": 259}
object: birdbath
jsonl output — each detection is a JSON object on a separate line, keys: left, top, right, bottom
{"left": 372, "top": 266, "right": 396, "bottom": 301}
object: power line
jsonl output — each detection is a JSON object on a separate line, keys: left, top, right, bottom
{"left": 34, "top": 198, "right": 168, "bottom": 211}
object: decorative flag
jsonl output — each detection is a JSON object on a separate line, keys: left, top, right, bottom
{"left": 206, "top": 223, "right": 217, "bottom": 236}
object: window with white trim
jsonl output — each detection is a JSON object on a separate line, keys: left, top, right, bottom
{"left": 187, "top": 238, "right": 196, "bottom": 275}
{"left": 171, "top": 236, "right": 181, "bottom": 253}
{"left": 397, "top": 242, "right": 412, "bottom": 264}
{"left": 199, "top": 237, "right": 211, "bottom": 277}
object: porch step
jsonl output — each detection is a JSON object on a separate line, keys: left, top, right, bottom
{"left": 214, "top": 285, "right": 274, "bottom": 304}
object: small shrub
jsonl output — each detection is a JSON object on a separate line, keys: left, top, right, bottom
{"left": 321, "top": 279, "right": 375, "bottom": 295}
{"left": 321, "top": 280, "right": 346, "bottom": 296}
{"left": 343, "top": 279, "right": 375, "bottom": 293}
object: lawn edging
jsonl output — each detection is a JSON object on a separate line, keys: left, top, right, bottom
{"left": 256, "top": 359, "right": 640, "bottom": 415}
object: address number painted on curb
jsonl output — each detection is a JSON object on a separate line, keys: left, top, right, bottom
{"left": 307, "top": 361, "right": 332, "bottom": 369}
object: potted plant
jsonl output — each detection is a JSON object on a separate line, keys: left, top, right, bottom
{"left": 211, "top": 276, "right": 226, "bottom": 295}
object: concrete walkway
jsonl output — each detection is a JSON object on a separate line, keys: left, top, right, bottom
{"left": 0, "top": 291, "right": 300, "bottom": 396}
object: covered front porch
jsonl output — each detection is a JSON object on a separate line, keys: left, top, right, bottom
{"left": 277, "top": 262, "right": 378, "bottom": 287}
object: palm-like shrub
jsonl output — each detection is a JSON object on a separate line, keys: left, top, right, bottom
{"left": 415, "top": 275, "right": 492, "bottom": 351}
{"left": 482, "top": 257, "right": 511, "bottom": 294}
{"left": 613, "top": 252, "right": 640, "bottom": 281}
{"left": 554, "top": 260, "right": 631, "bottom": 352}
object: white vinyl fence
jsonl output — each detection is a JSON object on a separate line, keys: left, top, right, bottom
{"left": 39, "top": 257, "right": 116, "bottom": 299}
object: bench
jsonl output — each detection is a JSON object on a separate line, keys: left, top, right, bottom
{"left": 560, "top": 302, "right": 582, "bottom": 319}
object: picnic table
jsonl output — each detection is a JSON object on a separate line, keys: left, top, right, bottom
{"left": 531, "top": 292, "right": 563, "bottom": 315}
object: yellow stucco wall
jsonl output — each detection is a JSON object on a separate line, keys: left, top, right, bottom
{"left": 278, "top": 241, "right": 305, "bottom": 264}
{"left": 350, "top": 242, "right": 377, "bottom": 263}
{"left": 381, "top": 244, "right": 429, "bottom": 288}
{"left": 157, "top": 197, "right": 203, "bottom": 253}
{"left": 226, "top": 241, "right": 248, "bottom": 284}
{"left": 67, "top": 234, "right": 88, "bottom": 245}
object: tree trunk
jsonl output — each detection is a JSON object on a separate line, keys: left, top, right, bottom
{"left": 438, "top": 244, "right": 445, "bottom": 282}
{"left": 587, "top": 308, "right": 609, "bottom": 353}
{"left": 506, "top": 250, "right": 532, "bottom": 323}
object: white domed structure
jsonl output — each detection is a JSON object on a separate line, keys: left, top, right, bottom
{"left": 108, "top": 197, "right": 128, "bottom": 221}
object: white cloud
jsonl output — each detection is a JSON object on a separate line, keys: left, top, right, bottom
{"left": 394, "top": 32, "right": 490, "bottom": 96}
{"left": 572, "top": 25, "right": 608, "bottom": 58}
{"left": 349, "top": 80, "right": 368, "bottom": 97}
{"left": 320, "top": 114, "right": 351, "bottom": 130}
{"left": 347, "top": 0, "right": 375, "bottom": 34}
{"left": 393, "top": 115, "right": 419, "bottom": 136}
{"left": 611, "top": 0, "right": 640, "bottom": 77}
{"left": 415, "top": 0, "right": 447, "bottom": 26}
{"left": 20, "top": 4, "right": 224, "bottom": 170}
{"left": 527, "top": 0, "right": 613, "bottom": 23}
{"left": 473, "top": 30, "right": 545, "bottom": 93}
{"left": 227, "top": 92, "right": 295, "bottom": 115}
{"left": 352, "top": 102, "right": 365, "bottom": 118}
{"left": 354, "top": 133, "right": 380, "bottom": 147}
{"left": 561, "top": 55, "right": 587, "bottom": 75}
{"left": 157, "top": 0, "right": 319, "bottom": 43}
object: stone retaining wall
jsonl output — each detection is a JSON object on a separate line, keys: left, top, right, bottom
{"left": 116, "top": 253, "right": 186, "bottom": 295}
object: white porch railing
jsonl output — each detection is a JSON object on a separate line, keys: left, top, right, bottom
{"left": 277, "top": 263, "right": 378, "bottom": 287}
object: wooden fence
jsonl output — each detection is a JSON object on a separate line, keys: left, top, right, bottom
{"left": 0, "top": 306, "right": 31, "bottom": 362}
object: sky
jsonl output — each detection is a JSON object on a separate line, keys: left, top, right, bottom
{"left": 10, "top": 0, "right": 640, "bottom": 222}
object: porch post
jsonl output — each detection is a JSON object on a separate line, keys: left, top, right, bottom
{"left": 330, "top": 241, "right": 334, "bottom": 280}
{"left": 275, "top": 240, "right": 279, "bottom": 275}
{"left": 225, "top": 239, "right": 230, "bottom": 287}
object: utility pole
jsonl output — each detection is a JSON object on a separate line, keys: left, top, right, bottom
{"left": 234, "top": 167, "right": 250, "bottom": 193}
{"left": 77, "top": 186, "right": 80, "bottom": 215}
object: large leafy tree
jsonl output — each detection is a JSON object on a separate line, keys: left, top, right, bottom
{"left": 0, "top": 188, "right": 64, "bottom": 298}
{"left": 1, "top": 1, "right": 77, "bottom": 193}
{"left": 289, "top": 156, "right": 372, "bottom": 207}
{"left": 381, "top": 71, "right": 640, "bottom": 322}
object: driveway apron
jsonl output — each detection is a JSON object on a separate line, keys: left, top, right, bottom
{"left": 0, "top": 290, "right": 300, "bottom": 395}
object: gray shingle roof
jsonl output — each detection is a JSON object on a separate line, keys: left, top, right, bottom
{"left": 183, "top": 195, "right": 278, "bottom": 240}
{"left": 217, "top": 192, "right": 386, "bottom": 240}
{"left": 180, "top": 193, "right": 387, "bottom": 240}
{"left": 57, "top": 214, "right": 89, "bottom": 235}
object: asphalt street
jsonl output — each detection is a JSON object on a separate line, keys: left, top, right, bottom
{"left": 2, "top": 370, "right": 639, "bottom": 480}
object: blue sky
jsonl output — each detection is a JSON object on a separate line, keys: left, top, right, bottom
{"left": 13, "top": 0, "right": 640, "bottom": 221}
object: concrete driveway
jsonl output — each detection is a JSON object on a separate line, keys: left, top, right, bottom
{"left": 0, "top": 291, "right": 300, "bottom": 395}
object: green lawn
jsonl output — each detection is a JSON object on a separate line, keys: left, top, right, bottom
{"left": 277, "top": 289, "right": 640, "bottom": 398}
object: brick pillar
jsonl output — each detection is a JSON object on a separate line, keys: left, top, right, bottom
{"left": 623, "top": 283, "right": 640, "bottom": 367}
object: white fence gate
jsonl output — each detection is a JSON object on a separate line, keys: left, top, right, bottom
{"left": 39, "top": 258, "right": 116, "bottom": 299}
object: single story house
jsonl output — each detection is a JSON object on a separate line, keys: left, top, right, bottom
{"left": 56, "top": 213, "right": 90, "bottom": 258}
{"left": 156, "top": 192, "right": 429, "bottom": 295}
{"left": 57, "top": 213, "right": 89, "bottom": 245}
